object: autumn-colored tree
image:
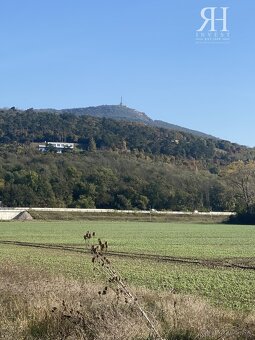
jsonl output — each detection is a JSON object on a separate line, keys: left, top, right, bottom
{"left": 221, "top": 161, "right": 255, "bottom": 212}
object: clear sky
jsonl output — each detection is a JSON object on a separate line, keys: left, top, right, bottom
{"left": 1, "top": 0, "right": 255, "bottom": 146}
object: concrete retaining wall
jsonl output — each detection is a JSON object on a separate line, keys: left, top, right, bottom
{"left": 0, "top": 207, "right": 236, "bottom": 220}
{"left": 0, "top": 210, "right": 26, "bottom": 220}
{"left": 2, "top": 207, "right": 235, "bottom": 216}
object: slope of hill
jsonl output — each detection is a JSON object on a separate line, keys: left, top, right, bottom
{"left": 35, "top": 105, "right": 215, "bottom": 139}
{"left": 153, "top": 120, "right": 216, "bottom": 139}
{"left": 0, "top": 107, "right": 252, "bottom": 164}
{"left": 0, "top": 107, "right": 254, "bottom": 211}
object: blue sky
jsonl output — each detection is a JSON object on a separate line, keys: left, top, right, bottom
{"left": 1, "top": 0, "right": 255, "bottom": 146}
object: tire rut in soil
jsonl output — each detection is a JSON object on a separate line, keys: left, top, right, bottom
{"left": 0, "top": 240, "right": 254, "bottom": 271}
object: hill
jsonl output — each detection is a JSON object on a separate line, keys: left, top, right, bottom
{"left": 35, "top": 105, "right": 216, "bottom": 139}
{"left": 61, "top": 105, "right": 153, "bottom": 124}
{"left": 0, "top": 107, "right": 250, "bottom": 163}
{"left": 0, "top": 106, "right": 254, "bottom": 211}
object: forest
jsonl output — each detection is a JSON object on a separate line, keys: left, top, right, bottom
{"left": 0, "top": 108, "right": 254, "bottom": 211}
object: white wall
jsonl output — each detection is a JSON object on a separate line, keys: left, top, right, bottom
{"left": 0, "top": 210, "right": 25, "bottom": 220}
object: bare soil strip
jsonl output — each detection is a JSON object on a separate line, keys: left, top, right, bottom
{"left": 0, "top": 240, "right": 254, "bottom": 271}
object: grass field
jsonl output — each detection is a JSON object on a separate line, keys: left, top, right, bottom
{"left": 0, "top": 221, "right": 254, "bottom": 313}
{"left": 1, "top": 220, "right": 255, "bottom": 259}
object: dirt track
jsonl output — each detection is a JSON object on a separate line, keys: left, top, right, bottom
{"left": 0, "top": 240, "right": 254, "bottom": 271}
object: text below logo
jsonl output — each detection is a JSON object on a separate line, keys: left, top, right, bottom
{"left": 196, "top": 7, "right": 230, "bottom": 44}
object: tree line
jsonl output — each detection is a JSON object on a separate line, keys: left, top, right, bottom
{"left": 0, "top": 144, "right": 235, "bottom": 210}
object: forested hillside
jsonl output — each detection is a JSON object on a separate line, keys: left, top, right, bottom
{"left": 0, "top": 145, "right": 230, "bottom": 210}
{"left": 0, "top": 108, "right": 253, "bottom": 163}
{"left": 0, "top": 108, "right": 254, "bottom": 210}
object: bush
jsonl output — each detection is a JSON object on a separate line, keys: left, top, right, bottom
{"left": 227, "top": 211, "right": 255, "bottom": 225}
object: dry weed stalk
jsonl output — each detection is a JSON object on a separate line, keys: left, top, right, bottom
{"left": 87, "top": 233, "right": 164, "bottom": 340}
{"left": 83, "top": 231, "right": 96, "bottom": 247}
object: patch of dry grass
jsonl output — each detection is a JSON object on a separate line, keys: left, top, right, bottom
{"left": 28, "top": 210, "right": 226, "bottom": 223}
{"left": 0, "top": 262, "right": 254, "bottom": 340}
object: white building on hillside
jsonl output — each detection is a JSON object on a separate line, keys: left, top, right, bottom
{"left": 38, "top": 142, "right": 75, "bottom": 153}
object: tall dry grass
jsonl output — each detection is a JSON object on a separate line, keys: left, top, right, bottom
{"left": 0, "top": 262, "right": 254, "bottom": 340}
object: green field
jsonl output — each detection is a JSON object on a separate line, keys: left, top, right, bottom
{"left": 0, "top": 221, "right": 254, "bottom": 311}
